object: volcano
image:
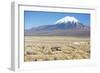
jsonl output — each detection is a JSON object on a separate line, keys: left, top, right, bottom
{"left": 25, "top": 16, "right": 90, "bottom": 37}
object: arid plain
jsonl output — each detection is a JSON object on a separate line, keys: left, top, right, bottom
{"left": 24, "top": 36, "right": 90, "bottom": 62}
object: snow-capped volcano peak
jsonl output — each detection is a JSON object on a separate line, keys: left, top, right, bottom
{"left": 55, "top": 16, "right": 79, "bottom": 24}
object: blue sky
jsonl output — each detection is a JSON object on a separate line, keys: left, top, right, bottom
{"left": 24, "top": 11, "right": 90, "bottom": 29}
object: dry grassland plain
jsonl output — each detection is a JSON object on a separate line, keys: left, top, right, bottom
{"left": 24, "top": 36, "right": 90, "bottom": 62}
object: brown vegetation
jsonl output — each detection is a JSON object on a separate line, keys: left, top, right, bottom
{"left": 24, "top": 36, "right": 90, "bottom": 62}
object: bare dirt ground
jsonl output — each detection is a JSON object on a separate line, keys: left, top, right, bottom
{"left": 24, "top": 36, "right": 90, "bottom": 62}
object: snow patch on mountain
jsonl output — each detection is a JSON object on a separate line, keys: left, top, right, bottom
{"left": 55, "top": 16, "right": 80, "bottom": 24}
